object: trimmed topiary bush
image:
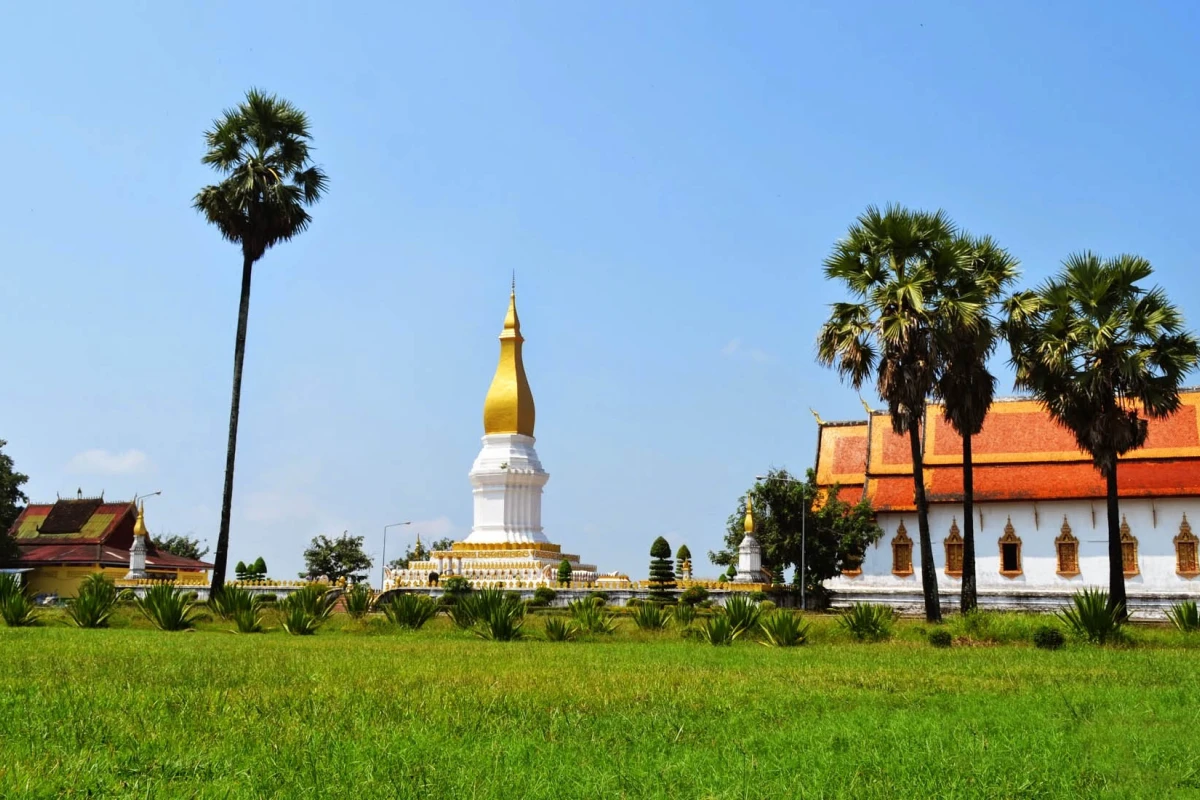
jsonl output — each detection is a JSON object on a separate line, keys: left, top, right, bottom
{"left": 1033, "top": 625, "right": 1066, "bottom": 650}
{"left": 748, "top": 590, "right": 769, "bottom": 603}
{"left": 679, "top": 586, "right": 709, "bottom": 606}
{"left": 648, "top": 537, "right": 676, "bottom": 602}
{"left": 928, "top": 629, "right": 953, "bottom": 648}
{"left": 531, "top": 586, "right": 557, "bottom": 607}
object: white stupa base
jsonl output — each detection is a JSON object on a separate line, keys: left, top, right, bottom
{"left": 464, "top": 433, "right": 551, "bottom": 545}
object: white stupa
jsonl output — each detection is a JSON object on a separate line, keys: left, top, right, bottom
{"left": 734, "top": 495, "right": 763, "bottom": 583}
{"left": 387, "top": 284, "right": 598, "bottom": 589}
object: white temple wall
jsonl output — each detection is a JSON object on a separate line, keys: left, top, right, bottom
{"left": 832, "top": 497, "right": 1200, "bottom": 598}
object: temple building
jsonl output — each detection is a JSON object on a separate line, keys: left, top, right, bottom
{"left": 387, "top": 285, "right": 600, "bottom": 589}
{"left": 6, "top": 493, "right": 213, "bottom": 597}
{"left": 815, "top": 393, "right": 1200, "bottom": 613}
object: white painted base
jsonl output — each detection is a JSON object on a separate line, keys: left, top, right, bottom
{"left": 464, "top": 434, "right": 550, "bottom": 545}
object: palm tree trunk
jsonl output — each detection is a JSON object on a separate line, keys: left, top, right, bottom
{"left": 1105, "top": 464, "right": 1127, "bottom": 617}
{"left": 909, "top": 421, "right": 942, "bottom": 622}
{"left": 960, "top": 431, "right": 977, "bottom": 613}
{"left": 212, "top": 254, "right": 254, "bottom": 593}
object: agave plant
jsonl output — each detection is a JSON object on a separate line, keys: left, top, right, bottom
{"left": 136, "top": 584, "right": 198, "bottom": 631}
{"left": 472, "top": 602, "right": 525, "bottom": 641}
{"left": 1166, "top": 600, "right": 1200, "bottom": 633}
{"left": 699, "top": 614, "right": 736, "bottom": 646}
{"left": 232, "top": 604, "right": 266, "bottom": 633}
{"left": 839, "top": 603, "right": 895, "bottom": 642}
{"left": 344, "top": 582, "right": 375, "bottom": 619}
{"left": 568, "top": 598, "right": 617, "bottom": 634}
{"left": 279, "top": 585, "right": 335, "bottom": 635}
{"left": 724, "top": 594, "right": 762, "bottom": 638}
{"left": 0, "top": 575, "right": 37, "bottom": 627}
{"left": 542, "top": 616, "right": 578, "bottom": 642}
{"left": 66, "top": 573, "right": 118, "bottom": 629}
{"left": 209, "top": 585, "right": 257, "bottom": 620}
{"left": 759, "top": 611, "right": 810, "bottom": 647}
{"left": 281, "top": 604, "right": 322, "bottom": 635}
{"left": 672, "top": 602, "right": 697, "bottom": 628}
{"left": 1058, "top": 588, "right": 1125, "bottom": 644}
{"left": 382, "top": 594, "right": 438, "bottom": 629}
{"left": 631, "top": 602, "right": 671, "bottom": 631}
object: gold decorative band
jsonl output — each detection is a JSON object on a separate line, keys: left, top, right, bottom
{"left": 450, "top": 541, "right": 561, "bottom": 553}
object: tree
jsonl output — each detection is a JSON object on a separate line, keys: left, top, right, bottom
{"left": 557, "top": 559, "right": 572, "bottom": 586}
{"left": 648, "top": 537, "right": 676, "bottom": 602}
{"left": 194, "top": 89, "right": 329, "bottom": 593}
{"left": 709, "top": 468, "right": 882, "bottom": 606}
{"left": 675, "top": 544, "right": 692, "bottom": 578}
{"left": 387, "top": 537, "right": 454, "bottom": 570}
{"left": 235, "top": 560, "right": 247, "bottom": 578}
{"left": 155, "top": 534, "right": 210, "bottom": 562}
{"left": 252, "top": 556, "right": 267, "bottom": 577}
{"left": 0, "top": 440, "right": 29, "bottom": 566}
{"left": 1004, "top": 253, "right": 1199, "bottom": 615}
{"left": 933, "top": 236, "right": 1020, "bottom": 613}
{"left": 301, "top": 533, "right": 373, "bottom": 584}
{"left": 817, "top": 205, "right": 976, "bottom": 622}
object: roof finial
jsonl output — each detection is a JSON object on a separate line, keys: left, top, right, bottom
{"left": 744, "top": 494, "right": 755, "bottom": 535}
{"left": 809, "top": 408, "right": 824, "bottom": 426}
{"left": 511, "top": 270, "right": 516, "bottom": 295}
{"left": 859, "top": 394, "right": 873, "bottom": 415}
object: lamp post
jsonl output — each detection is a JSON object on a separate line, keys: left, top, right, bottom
{"left": 133, "top": 490, "right": 162, "bottom": 504}
{"left": 755, "top": 474, "right": 809, "bottom": 610}
{"left": 381, "top": 521, "right": 411, "bottom": 589}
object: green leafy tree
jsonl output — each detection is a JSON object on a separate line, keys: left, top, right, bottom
{"left": 648, "top": 537, "right": 676, "bottom": 602}
{"left": 388, "top": 537, "right": 454, "bottom": 570}
{"left": 194, "top": 89, "right": 329, "bottom": 593}
{"left": 155, "top": 534, "right": 210, "bottom": 562}
{"left": 235, "top": 560, "right": 248, "bottom": 579}
{"left": 675, "top": 544, "right": 692, "bottom": 578}
{"left": 0, "top": 440, "right": 29, "bottom": 566}
{"left": 1004, "top": 253, "right": 1199, "bottom": 615}
{"left": 817, "top": 205, "right": 975, "bottom": 622}
{"left": 710, "top": 468, "right": 882, "bottom": 606}
{"left": 557, "top": 559, "right": 573, "bottom": 585}
{"left": 301, "top": 532, "right": 373, "bottom": 584}
{"left": 933, "top": 236, "right": 1020, "bottom": 613}
{"left": 252, "top": 556, "right": 267, "bottom": 578}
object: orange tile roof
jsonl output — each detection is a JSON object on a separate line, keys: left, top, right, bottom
{"left": 814, "top": 390, "right": 1200, "bottom": 511}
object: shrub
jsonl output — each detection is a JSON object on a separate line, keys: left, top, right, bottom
{"left": 136, "top": 584, "right": 198, "bottom": 631}
{"left": 839, "top": 603, "right": 894, "bottom": 641}
{"left": 0, "top": 576, "right": 36, "bottom": 627}
{"left": 1166, "top": 600, "right": 1200, "bottom": 633}
{"left": 672, "top": 602, "right": 697, "bottom": 628}
{"left": 382, "top": 594, "right": 438, "bottom": 629}
{"left": 569, "top": 598, "right": 618, "bottom": 634}
{"left": 557, "top": 559, "right": 572, "bottom": 585}
{"left": 625, "top": 598, "right": 643, "bottom": 608}
{"left": 258, "top": 593, "right": 277, "bottom": 604}
{"left": 588, "top": 591, "right": 609, "bottom": 607}
{"left": 680, "top": 586, "right": 709, "bottom": 606}
{"left": 759, "top": 600, "right": 777, "bottom": 613}
{"left": 532, "top": 586, "right": 557, "bottom": 607}
{"left": 724, "top": 594, "right": 762, "bottom": 638}
{"left": 185, "top": 591, "right": 199, "bottom": 602}
{"left": 441, "top": 575, "right": 471, "bottom": 595}
{"left": 699, "top": 614, "right": 736, "bottom": 646}
{"left": 344, "top": 582, "right": 374, "bottom": 619}
{"left": 543, "top": 616, "right": 577, "bottom": 642}
{"left": 632, "top": 602, "right": 671, "bottom": 631}
{"left": 1033, "top": 625, "right": 1066, "bottom": 650}
{"left": 759, "top": 611, "right": 810, "bottom": 647}
{"left": 117, "top": 589, "right": 136, "bottom": 604}
{"left": 66, "top": 574, "right": 118, "bottom": 629}
{"left": 472, "top": 601, "right": 525, "bottom": 641}
{"left": 928, "top": 629, "right": 953, "bottom": 649}
{"left": 1057, "top": 588, "right": 1124, "bottom": 644}
{"left": 748, "top": 590, "right": 769, "bottom": 603}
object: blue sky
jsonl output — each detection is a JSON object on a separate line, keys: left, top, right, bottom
{"left": 3, "top": 1, "right": 1198, "bottom": 583}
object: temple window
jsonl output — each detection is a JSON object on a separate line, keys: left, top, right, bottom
{"left": 944, "top": 518, "right": 963, "bottom": 577}
{"left": 999, "top": 517, "right": 1022, "bottom": 577}
{"left": 891, "top": 521, "right": 913, "bottom": 576}
{"left": 1176, "top": 515, "right": 1199, "bottom": 578}
{"left": 1055, "top": 516, "right": 1080, "bottom": 577}
{"left": 1120, "top": 516, "right": 1139, "bottom": 577}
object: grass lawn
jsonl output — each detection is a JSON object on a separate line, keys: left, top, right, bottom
{"left": 2, "top": 608, "right": 1200, "bottom": 799}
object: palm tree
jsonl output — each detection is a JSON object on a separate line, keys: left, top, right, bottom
{"left": 1004, "top": 253, "right": 1198, "bottom": 615}
{"left": 817, "top": 205, "right": 976, "bottom": 622}
{"left": 194, "top": 89, "right": 329, "bottom": 592}
{"left": 933, "top": 236, "right": 1019, "bottom": 613}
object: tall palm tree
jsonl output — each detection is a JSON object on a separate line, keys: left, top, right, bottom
{"left": 194, "top": 89, "right": 329, "bottom": 592}
{"left": 817, "top": 205, "right": 976, "bottom": 622}
{"left": 933, "top": 236, "right": 1019, "bottom": 613}
{"left": 1004, "top": 253, "right": 1198, "bottom": 615}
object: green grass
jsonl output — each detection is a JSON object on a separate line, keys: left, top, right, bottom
{"left": 2, "top": 608, "right": 1200, "bottom": 798}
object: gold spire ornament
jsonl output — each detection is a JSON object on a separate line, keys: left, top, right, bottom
{"left": 744, "top": 495, "right": 755, "bottom": 535}
{"left": 133, "top": 502, "right": 147, "bottom": 538}
{"left": 482, "top": 285, "right": 536, "bottom": 436}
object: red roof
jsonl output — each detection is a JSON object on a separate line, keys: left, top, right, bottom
{"left": 815, "top": 392, "right": 1200, "bottom": 511}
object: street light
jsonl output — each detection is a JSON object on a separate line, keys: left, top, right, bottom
{"left": 381, "top": 521, "right": 411, "bottom": 589}
{"left": 755, "top": 474, "right": 809, "bottom": 610}
{"left": 133, "top": 490, "right": 162, "bottom": 504}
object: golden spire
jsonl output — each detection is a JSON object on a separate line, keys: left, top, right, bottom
{"left": 133, "top": 502, "right": 147, "bottom": 538}
{"left": 744, "top": 495, "right": 755, "bottom": 535}
{"left": 483, "top": 284, "right": 536, "bottom": 436}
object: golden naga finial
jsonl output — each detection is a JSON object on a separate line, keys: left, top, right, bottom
{"left": 809, "top": 408, "right": 824, "bottom": 426}
{"left": 859, "top": 394, "right": 873, "bottom": 415}
{"left": 744, "top": 494, "right": 755, "bottom": 535}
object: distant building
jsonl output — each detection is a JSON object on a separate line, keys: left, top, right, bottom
{"left": 815, "top": 394, "right": 1200, "bottom": 614}
{"left": 7, "top": 494, "right": 212, "bottom": 596}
